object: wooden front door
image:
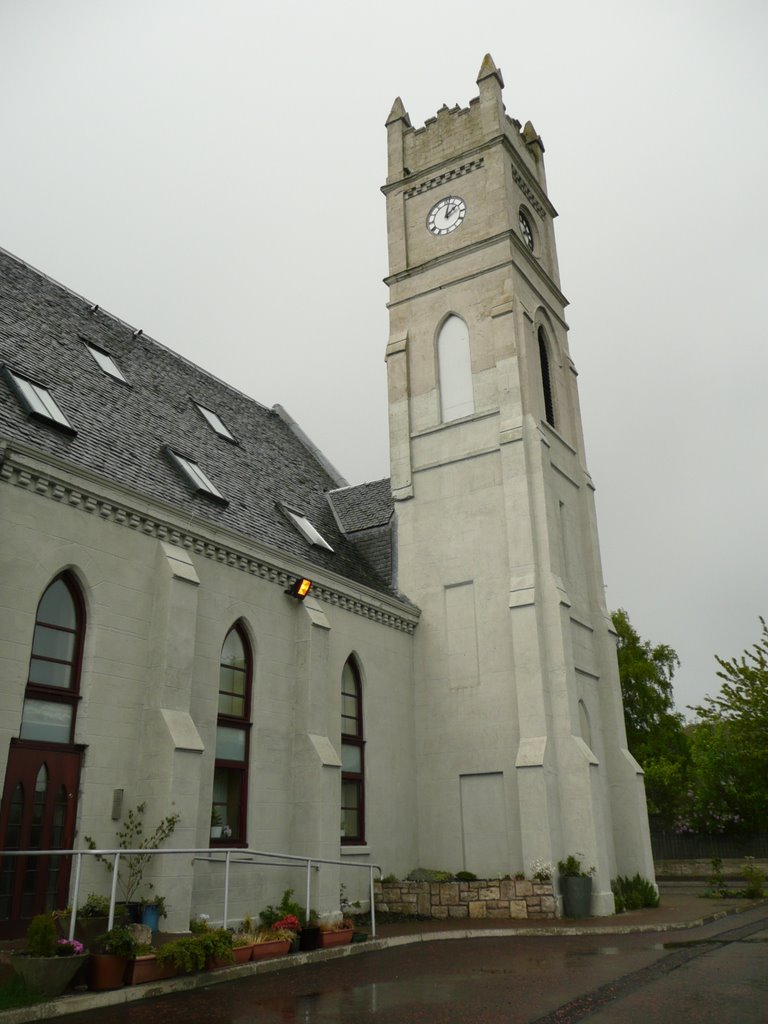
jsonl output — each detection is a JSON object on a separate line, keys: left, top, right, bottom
{"left": 0, "top": 741, "right": 82, "bottom": 937}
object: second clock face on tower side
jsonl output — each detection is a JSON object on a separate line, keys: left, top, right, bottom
{"left": 426, "top": 196, "right": 467, "bottom": 236}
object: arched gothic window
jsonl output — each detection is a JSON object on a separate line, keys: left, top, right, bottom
{"left": 537, "top": 326, "right": 556, "bottom": 428}
{"left": 212, "top": 623, "right": 252, "bottom": 844}
{"left": 437, "top": 315, "right": 474, "bottom": 422}
{"left": 341, "top": 657, "right": 365, "bottom": 844}
{"left": 19, "top": 573, "right": 85, "bottom": 744}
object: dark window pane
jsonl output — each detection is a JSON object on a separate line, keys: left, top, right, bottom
{"left": 32, "top": 625, "right": 75, "bottom": 663}
{"left": 213, "top": 767, "right": 242, "bottom": 841}
{"left": 28, "top": 657, "right": 72, "bottom": 688}
{"left": 19, "top": 699, "right": 73, "bottom": 743}
{"left": 37, "top": 579, "right": 76, "bottom": 629}
{"left": 342, "top": 743, "right": 361, "bottom": 773}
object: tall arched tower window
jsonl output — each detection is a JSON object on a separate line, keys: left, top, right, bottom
{"left": 537, "top": 326, "right": 556, "bottom": 428}
{"left": 437, "top": 315, "right": 474, "bottom": 422}
{"left": 341, "top": 657, "right": 365, "bottom": 844}
{"left": 213, "top": 623, "right": 252, "bottom": 844}
{"left": 19, "top": 573, "right": 85, "bottom": 744}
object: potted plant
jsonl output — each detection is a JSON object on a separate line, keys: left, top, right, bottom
{"left": 125, "top": 943, "right": 176, "bottom": 985}
{"left": 85, "top": 801, "right": 180, "bottom": 921}
{"left": 201, "top": 928, "right": 234, "bottom": 970}
{"left": 88, "top": 926, "right": 138, "bottom": 990}
{"left": 210, "top": 806, "right": 223, "bottom": 840}
{"left": 273, "top": 915, "right": 300, "bottom": 952}
{"left": 140, "top": 893, "right": 167, "bottom": 933}
{"left": 10, "top": 914, "right": 88, "bottom": 998}
{"left": 156, "top": 935, "right": 208, "bottom": 975}
{"left": 318, "top": 917, "right": 354, "bottom": 948}
{"left": 557, "top": 854, "right": 595, "bottom": 918}
{"left": 251, "top": 929, "right": 291, "bottom": 961}
{"left": 230, "top": 931, "right": 255, "bottom": 964}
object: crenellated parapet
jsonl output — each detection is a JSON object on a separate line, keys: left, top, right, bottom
{"left": 385, "top": 53, "right": 545, "bottom": 189}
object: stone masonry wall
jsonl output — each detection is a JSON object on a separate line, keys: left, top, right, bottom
{"left": 374, "top": 879, "right": 557, "bottom": 920}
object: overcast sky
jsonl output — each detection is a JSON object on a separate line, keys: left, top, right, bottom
{"left": 1, "top": 0, "right": 766, "bottom": 717}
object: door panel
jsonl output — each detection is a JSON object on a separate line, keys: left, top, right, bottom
{"left": 0, "top": 742, "right": 81, "bottom": 937}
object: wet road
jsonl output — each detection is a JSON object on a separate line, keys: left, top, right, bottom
{"left": 62, "top": 904, "right": 768, "bottom": 1024}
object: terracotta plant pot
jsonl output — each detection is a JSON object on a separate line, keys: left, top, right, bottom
{"left": 124, "top": 954, "right": 177, "bottom": 985}
{"left": 232, "top": 944, "right": 254, "bottom": 964}
{"left": 11, "top": 953, "right": 89, "bottom": 997}
{"left": 318, "top": 928, "right": 353, "bottom": 948}
{"left": 251, "top": 938, "right": 290, "bottom": 960}
{"left": 88, "top": 953, "right": 127, "bottom": 990}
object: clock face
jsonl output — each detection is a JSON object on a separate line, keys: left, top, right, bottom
{"left": 427, "top": 196, "right": 467, "bottom": 236}
{"left": 519, "top": 210, "right": 534, "bottom": 251}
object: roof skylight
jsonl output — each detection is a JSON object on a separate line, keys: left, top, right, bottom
{"left": 196, "top": 403, "right": 235, "bottom": 441}
{"left": 166, "top": 448, "right": 228, "bottom": 505}
{"left": 85, "top": 342, "right": 127, "bottom": 382}
{"left": 285, "top": 507, "right": 334, "bottom": 551}
{"left": 4, "top": 369, "right": 76, "bottom": 433}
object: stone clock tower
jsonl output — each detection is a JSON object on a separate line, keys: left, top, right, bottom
{"left": 383, "top": 55, "right": 654, "bottom": 914}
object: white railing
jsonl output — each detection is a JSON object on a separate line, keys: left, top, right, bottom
{"left": 1, "top": 846, "right": 383, "bottom": 939}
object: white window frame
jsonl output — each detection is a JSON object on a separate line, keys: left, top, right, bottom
{"left": 85, "top": 342, "right": 127, "bottom": 382}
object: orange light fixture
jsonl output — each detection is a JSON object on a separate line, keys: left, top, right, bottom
{"left": 286, "top": 577, "right": 312, "bottom": 600}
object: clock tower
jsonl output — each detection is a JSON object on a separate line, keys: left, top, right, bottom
{"left": 383, "top": 56, "right": 654, "bottom": 913}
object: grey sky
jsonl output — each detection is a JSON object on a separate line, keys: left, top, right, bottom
{"left": 1, "top": 0, "right": 766, "bottom": 717}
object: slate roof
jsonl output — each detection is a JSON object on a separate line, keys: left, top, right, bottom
{"left": 0, "top": 247, "right": 398, "bottom": 598}
{"left": 329, "top": 478, "right": 394, "bottom": 533}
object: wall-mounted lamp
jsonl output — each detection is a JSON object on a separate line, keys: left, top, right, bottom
{"left": 285, "top": 577, "right": 312, "bottom": 600}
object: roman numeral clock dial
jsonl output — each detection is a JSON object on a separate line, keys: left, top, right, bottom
{"left": 426, "top": 195, "right": 467, "bottom": 235}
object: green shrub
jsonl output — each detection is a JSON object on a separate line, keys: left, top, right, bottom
{"left": 156, "top": 936, "right": 208, "bottom": 973}
{"left": 26, "top": 914, "right": 57, "bottom": 957}
{"left": 454, "top": 871, "right": 477, "bottom": 881}
{"left": 381, "top": 874, "right": 399, "bottom": 884}
{"left": 741, "top": 857, "right": 766, "bottom": 899}
{"left": 78, "top": 893, "right": 111, "bottom": 918}
{"left": 611, "top": 874, "right": 659, "bottom": 912}
{"left": 406, "top": 868, "right": 453, "bottom": 882}
{"left": 259, "top": 888, "right": 315, "bottom": 928}
{"left": 706, "top": 857, "right": 728, "bottom": 897}
{"left": 93, "top": 927, "right": 138, "bottom": 958}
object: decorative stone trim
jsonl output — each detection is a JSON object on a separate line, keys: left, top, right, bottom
{"left": 374, "top": 879, "right": 557, "bottom": 920}
{"left": 511, "top": 163, "right": 546, "bottom": 219}
{"left": 0, "top": 456, "right": 417, "bottom": 635}
{"left": 404, "top": 159, "right": 484, "bottom": 200}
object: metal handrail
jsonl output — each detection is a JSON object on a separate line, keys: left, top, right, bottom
{"left": 1, "top": 846, "right": 382, "bottom": 938}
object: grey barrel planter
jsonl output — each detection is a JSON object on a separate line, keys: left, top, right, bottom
{"left": 561, "top": 876, "right": 592, "bottom": 918}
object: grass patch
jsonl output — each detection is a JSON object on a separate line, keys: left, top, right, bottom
{"left": 0, "top": 973, "right": 44, "bottom": 1010}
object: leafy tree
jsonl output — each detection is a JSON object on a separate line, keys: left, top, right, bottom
{"left": 686, "top": 618, "right": 768, "bottom": 833}
{"left": 611, "top": 609, "right": 689, "bottom": 823}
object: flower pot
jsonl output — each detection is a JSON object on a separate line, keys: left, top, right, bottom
{"left": 298, "top": 927, "right": 320, "bottom": 951}
{"left": 231, "top": 944, "right": 254, "bottom": 964}
{"left": 141, "top": 903, "right": 161, "bottom": 932}
{"left": 125, "top": 954, "right": 177, "bottom": 985}
{"left": 251, "top": 938, "right": 290, "bottom": 960}
{"left": 11, "top": 953, "right": 89, "bottom": 997}
{"left": 318, "top": 928, "right": 353, "bottom": 948}
{"left": 562, "top": 875, "right": 593, "bottom": 918}
{"left": 88, "top": 953, "right": 127, "bottom": 990}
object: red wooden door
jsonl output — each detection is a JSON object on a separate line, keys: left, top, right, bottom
{"left": 0, "top": 741, "right": 82, "bottom": 937}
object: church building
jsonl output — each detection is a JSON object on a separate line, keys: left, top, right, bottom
{"left": 0, "top": 56, "right": 654, "bottom": 935}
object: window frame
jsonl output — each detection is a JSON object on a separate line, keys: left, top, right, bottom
{"left": 82, "top": 340, "right": 128, "bottom": 383}
{"left": 340, "top": 657, "right": 365, "bottom": 845}
{"left": 3, "top": 368, "right": 76, "bottom": 435}
{"left": 212, "top": 623, "right": 252, "bottom": 847}
{"left": 165, "top": 447, "right": 229, "bottom": 505}
{"left": 194, "top": 403, "right": 237, "bottom": 443}
{"left": 537, "top": 326, "right": 556, "bottom": 429}
{"left": 19, "top": 573, "right": 85, "bottom": 747}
